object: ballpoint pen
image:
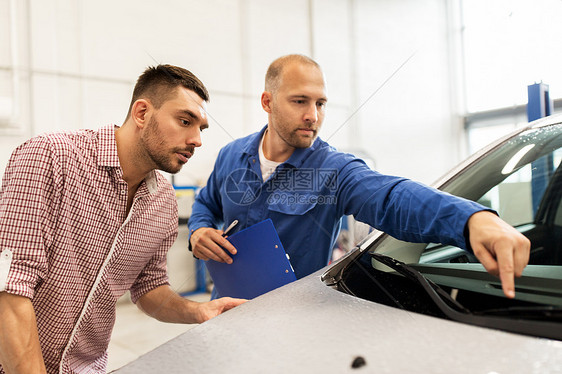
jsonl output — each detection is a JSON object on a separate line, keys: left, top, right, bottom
{"left": 222, "top": 220, "right": 239, "bottom": 237}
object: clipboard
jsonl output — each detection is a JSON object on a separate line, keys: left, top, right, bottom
{"left": 205, "top": 219, "right": 296, "bottom": 299}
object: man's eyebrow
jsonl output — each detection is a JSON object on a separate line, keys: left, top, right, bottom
{"left": 177, "top": 109, "right": 198, "bottom": 119}
{"left": 289, "top": 94, "right": 328, "bottom": 102}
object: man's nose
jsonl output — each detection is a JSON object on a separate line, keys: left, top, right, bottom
{"left": 186, "top": 127, "right": 202, "bottom": 148}
{"left": 303, "top": 104, "right": 318, "bottom": 123}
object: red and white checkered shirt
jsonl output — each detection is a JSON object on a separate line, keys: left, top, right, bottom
{"left": 0, "top": 125, "right": 178, "bottom": 373}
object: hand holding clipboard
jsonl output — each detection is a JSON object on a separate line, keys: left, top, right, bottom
{"left": 205, "top": 219, "right": 296, "bottom": 299}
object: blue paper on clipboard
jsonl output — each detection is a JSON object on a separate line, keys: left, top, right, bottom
{"left": 205, "top": 219, "right": 296, "bottom": 299}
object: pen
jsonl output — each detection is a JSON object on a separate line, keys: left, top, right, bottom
{"left": 222, "top": 220, "right": 239, "bottom": 237}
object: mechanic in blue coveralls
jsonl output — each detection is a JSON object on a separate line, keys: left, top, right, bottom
{"left": 188, "top": 54, "right": 530, "bottom": 299}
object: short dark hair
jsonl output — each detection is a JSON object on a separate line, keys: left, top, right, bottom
{"left": 126, "top": 64, "right": 209, "bottom": 119}
{"left": 265, "top": 54, "right": 321, "bottom": 93}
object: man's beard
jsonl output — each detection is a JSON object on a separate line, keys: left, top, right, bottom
{"left": 275, "top": 122, "right": 317, "bottom": 149}
{"left": 140, "top": 116, "right": 193, "bottom": 174}
{"left": 270, "top": 107, "right": 318, "bottom": 149}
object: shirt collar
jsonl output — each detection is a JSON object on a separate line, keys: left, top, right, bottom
{"left": 97, "top": 125, "right": 121, "bottom": 168}
{"left": 243, "top": 124, "right": 321, "bottom": 168}
{"left": 241, "top": 125, "right": 267, "bottom": 156}
{"left": 144, "top": 171, "right": 158, "bottom": 194}
{"left": 97, "top": 124, "right": 158, "bottom": 195}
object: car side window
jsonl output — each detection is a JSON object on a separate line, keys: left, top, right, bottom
{"left": 421, "top": 126, "right": 562, "bottom": 266}
{"left": 476, "top": 149, "right": 562, "bottom": 228}
{"left": 477, "top": 148, "right": 562, "bottom": 265}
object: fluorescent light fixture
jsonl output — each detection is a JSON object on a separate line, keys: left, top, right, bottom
{"left": 501, "top": 144, "right": 535, "bottom": 175}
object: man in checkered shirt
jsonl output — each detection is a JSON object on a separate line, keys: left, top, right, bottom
{"left": 0, "top": 65, "right": 246, "bottom": 374}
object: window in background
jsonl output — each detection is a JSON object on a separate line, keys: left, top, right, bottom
{"left": 459, "top": 0, "right": 562, "bottom": 155}
{"left": 461, "top": 0, "right": 562, "bottom": 113}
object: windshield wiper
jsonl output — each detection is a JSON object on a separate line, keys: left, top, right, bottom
{"left": 368, "top": 252, "right": 562, "bottom": 340}
{"left": 369, "top": 252, "right": 470, "bottom": 314}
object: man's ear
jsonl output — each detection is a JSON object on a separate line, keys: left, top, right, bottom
{"left": 261, "top": 91, "right": 273, "bottom": 114}
{"left": 131, "top": 99, "right": 151, "bottom": 128}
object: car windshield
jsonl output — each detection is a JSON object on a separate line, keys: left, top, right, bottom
{"left": 424, "top": 122, "right": 562, "bottom": 265}
{"left": 332, "top": 121, "right": 562, "bottom": 340}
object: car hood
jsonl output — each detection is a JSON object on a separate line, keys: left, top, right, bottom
{"left": 115, "top": 267, "right": 562, "bottom": 374}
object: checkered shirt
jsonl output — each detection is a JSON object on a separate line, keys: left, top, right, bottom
{"left": 0, "top": 125, "right": 178, "bottom": 373}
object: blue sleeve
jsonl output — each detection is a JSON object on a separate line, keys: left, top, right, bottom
{"left": 187, "top": 151, "right": 225, "bottom": 239}
{"left": 336, "top": 158, "right": 486, "bottom": 250}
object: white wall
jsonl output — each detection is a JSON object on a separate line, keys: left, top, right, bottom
{"left": 0, "top": 0, "right": 462, "bottom": 186}
{"left": 352, "top": 0, "right": 463, "bottom": 182}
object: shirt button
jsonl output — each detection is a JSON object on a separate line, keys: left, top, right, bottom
{"left": 121, "top": 190, "right": 126, "bottom": 195}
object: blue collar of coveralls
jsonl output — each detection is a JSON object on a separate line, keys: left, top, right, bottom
{"left": 241, "top": 124, "right": 322, "bottom": 169}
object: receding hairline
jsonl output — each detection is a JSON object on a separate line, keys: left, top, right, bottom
{"left": 265, "top": 54, "right": 322, "bottom": 93}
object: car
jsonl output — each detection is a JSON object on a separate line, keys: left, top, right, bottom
{"left": 116, "top": 113, "right": 562, "bottom": 373}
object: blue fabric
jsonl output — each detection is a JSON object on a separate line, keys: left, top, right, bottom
{"left": 189, "top": 125, "right": 486, "bottom": 280}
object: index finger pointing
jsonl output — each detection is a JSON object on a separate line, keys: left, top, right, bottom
{"left": 496, "top": 243, "right": 516, "bottom": 298}
{"left": 513, "top": 236, "right": 530, "bottom": 277}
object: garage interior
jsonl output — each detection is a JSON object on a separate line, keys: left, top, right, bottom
{"left": 1, "top": 0, "right": 561, "bottom": 372}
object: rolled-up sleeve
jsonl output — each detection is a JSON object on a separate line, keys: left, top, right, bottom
{"left": 0, "top": 137, "right": 59, "bottom": 298}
